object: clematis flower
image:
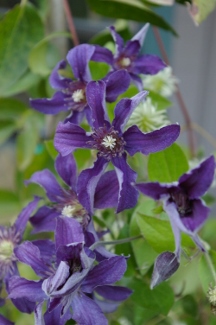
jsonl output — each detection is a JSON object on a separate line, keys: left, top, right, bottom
{"left": 26, "top": 153, "right": 119, "bottom": 234}
{"left": 92, "top": 24, "right": 166, "bottom": 90}
{"left": 0, "top": 314, "right": 14, "bottom": 325}
{"left": 30, "top": 44, "right": 130, "bottom": 125}
{"left": 54, "top": 80, "right": 180, "bottom": 214}
{"left": 8, "top": 217, "right": 131, "bottom": 325}
{"left": 136, "top": 155, "right": 215, "bottom": 258}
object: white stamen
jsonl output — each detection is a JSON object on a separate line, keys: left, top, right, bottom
{"left": 121, "top": 57, "right": 131, "bottom": 67}
{"left": 72, "top": 89, "right": 85, "bottom": 103}
{"left": 62, "top": 205, "right": 76, "bottom": 218}
{"left": 102, "top": 135, "right": 116, "bottom": 149}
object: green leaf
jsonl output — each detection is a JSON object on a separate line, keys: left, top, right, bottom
{"left": 87, "top": 0, "right": 177, "bottom": 35}
{"left": 0, "top": 4, "right": 44, "bottom": 95}
{"left": 199, "top": 250, "right": 216, "bottom": 293}
{"left": 130, "top": 202, "right": 157, "bottom": 275}
{"left": 181, "top": 294, "right": 198, "bottom": 317}
{"left": 0, "top": 189, "right": 21, "bottom": 219}
{"left": 127, "top": 277, "right": 174, "bottom": 315}
{"left": 0, "top": 98, "right": 27, "bottom": 120}
{"left": 44, "top": 139, "right": 58, "bottom": 160}
{"left": 89, "top": 61, "right": 109, "bottom": 80}
{"left": 28, "top": 32, "right": 71, "bottom": 76}
{"left": 0, "top": 121, "right": 17, "bottom": 145}
{"left": 148, "top": 143, "right": 189, "bottom": 182}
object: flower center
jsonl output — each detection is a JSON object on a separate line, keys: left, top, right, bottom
{"left": 88, "top": 126, "right": 126, "bottom": 160}
{"left": 0, "top": 240, "right": 14, "bottom": 261}
{"left": 170, "top": 189, "right": 192, "bottom": 216}
{"left": 60, "top": 197, "right": 90, "bottom": 229}
{"left": 120, "top": 57, "right": 131, "bottom": 67}
{"left": 101, "top": 135, "right": 117, "bottom": 149}
{"left": 72, "top": 89, "right": 85, "bottom": 103}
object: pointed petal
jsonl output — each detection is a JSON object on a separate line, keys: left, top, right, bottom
{"left": 44, "top": 304, "right": 72, "bottom": 325}
{"left": 30, "top": 91, "right": 68, "bottom": 115}
{"left": 14, "top": 197, "right": 40, "bottom": 235}
{"left": 49, "top": 60, "right": 71, "bottom": 89}
{"left": 124, "top": 40, "right": 140, "bottom": 57}
{"left": 124, "top": 124, "right": 180, "bottom": 156}
{"left": 55, "top": 122, "right": 91, "bottom": 156}
{"left": 71, "top": 293, "right": 108, "bottom": 325}
{"left": 95, "top": 285, "right": 132, "bottom": 301}
{"left": 14, "top": 241, "right": 52, "bottom": 277}
{"left": 77, "top": 157, "right": 108, "bottom": 215}
{"left": 32, "top": 240, "right": 55, "bottom": 264}
{"left": 133, "top": 55, "right": 166, "bottom": 75}
{"left": 112, "top": 91, "right": 148, "bottom": 132}
{"left": 94, "top": 298, "right": 119, "bottom": 313}
{"left": 94, "top": 170, "right": 119, "bottom": 209}
{"left": 105, "top": 70, "right": 130, "bottom": 102}
{"left": 150, "top": 251, "right": 179, "bottom": 289}
{"left": 30, "top": 206, "right": 59, "bottom": 233}
{"left": 136, "top": 182, "right": 169, "bottom": 200}
{"left": 86, "top": 80, "right": 110, "bottom": 129}
{"left": 112, "top": 154, "right": 138, "bottom": 213}
{"left": 91, "top": 45, "right": 113, "bottom": 65}
{"left": 66, "top": 44, "right": 95, "bottom": 82}
{"left": 109, "top": 26, "right": 124, "bottom": 57}
{"left": 131, "top": 24, "right": 149, "bottom": 45}
{"left": 55, "top": 154, "right": 77, "bottom": 189}
{"left": 8, "top": 276, "right": 46, "bottom": 302}
{"left": 82, "top": 256, "right": 127, "bottom": 293}
{"left": 34, "top": 302, "right": 45, "bottom": 325}
{"left": 180, "top": 155, "right": 215, "bottom": 198}
{"left": 55, "top": 217, "right": 84, "bottom": 250}
{"left": 26, "top": 169, "right": 64, "bottom": 202}
{"left": 130, "top": 73, "right": 143, "bottom": 91}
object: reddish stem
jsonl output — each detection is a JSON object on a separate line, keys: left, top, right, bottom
{"left": 152, "top": 26, "right": 196, "bottom": 157}
{"left": 63, "top": 0, "right": 79, "bottom": 46}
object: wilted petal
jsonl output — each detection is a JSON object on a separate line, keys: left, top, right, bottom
{"left": 105, "top": 70, "right": 130, "bottom": 102}
{"left": 55, "top": 154, "right": 77, "bottom": 189}
{"left": 112, "top": 153, "right": 138, "bottom": 213}
{"left": 14, "top": 197, "right": 40, "bottom": 235}
{"left": 77, "top": 157, "right": 108, "bottom": 216}
{"left": 95, "top": 285, "right": 132, "bottom": 301}
{"left": 66, "top": 44, "right": 95, "bottom": 82}
{"left": 150, "top": 251, "right": 179, "bottom": 289}
{"left": 86, "top": 80, "right": 110, "bottom": 129}
{"left": 55, "top": 122, "right": 91, "bottom": 156}
{"left": 26, "top": 169, "right": 64, "bottom": 202}
{"left": 55, "top": 217, "right": 84, "bottom": 250}
{"left": 180, "top": 155, "right": 215, "bottom": 199}
{"left": 82, "top": 256, "right": 127, "bottom": 293}
{"left": 94, "top": 170, "right": 119, "bottom": 209}
{"left": 112, "top": 91, "right": 148, "bottom": 132}
{"left": 71, "top": 293, "right": 108, "bottom": 325}
{"left": 124, "top": 124, "right": 180, "bottom": 156}
{"left": 133, "top": 54, "right": 166, "bottom": 75}
{"left": 30, "top": 92, "right": 67, "bottom": 115}
{"left": 8, "top": 276, "right": 46, "bottom": 302}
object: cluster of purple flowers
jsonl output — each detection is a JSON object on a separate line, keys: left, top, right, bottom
{"left": 1, "top": 24, "right": 215, "bottom": 324}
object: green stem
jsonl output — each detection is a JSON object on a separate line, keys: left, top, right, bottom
{"left": 205, "top": 251, "right": 216, "bottom": 285}
{"left": 20, "top": 0, "right": 28, "bottom": 6}
{"left": 90, "top": 235, "right": 142, "bottom": 251}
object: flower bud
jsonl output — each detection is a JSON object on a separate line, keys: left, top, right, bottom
{"left": 150, "top": 251, "right": 179, "bottom": 289}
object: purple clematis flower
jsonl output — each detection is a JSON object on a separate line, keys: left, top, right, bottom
{"left": 30, "top": 44, "right": 130, "bottom": 124}
{"left": 54, "top": 80, "right": 180, "bottom": 214}
{"left": 26, "top": 153, "right": 119, "bottom": 234}
{"left": 92, "top": 24, "right": 166, "bottom": 90}
{"left": 136, "top": 155, "right": 215, "bottom": 258}
{"left": 8, "top": 217, "right": 131, "bottom": 325}
{"left": 0, "top": 314, "right": 14, "bottom": 325}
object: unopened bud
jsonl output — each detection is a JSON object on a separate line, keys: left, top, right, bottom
{"left": 150, "top": 251, "right": 179, "bottom": 289}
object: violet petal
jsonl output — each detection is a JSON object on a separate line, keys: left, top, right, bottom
{"left": 105, "top": 70, "right": 130, "bottom": 103}
{"left": 133, "top": 54, "right": 166, "bottom": 75}
{"left": 55, "top": 217, "right": 84, "bottom": 250}
{"left": 95, "top": 285, "right": 132, "bottom": 301}
{"left": 55, "top": 153, "right": 77, "bottom": 189}
{"left": 30, "top": 91, "right": 67, "bottom": 114}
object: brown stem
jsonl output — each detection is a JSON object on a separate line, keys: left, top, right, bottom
{"left": 63, "top": 0, "right": 79, "bottom": 46}
{"left": 152, "top": 26, "right": 196, "bottom": 157}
